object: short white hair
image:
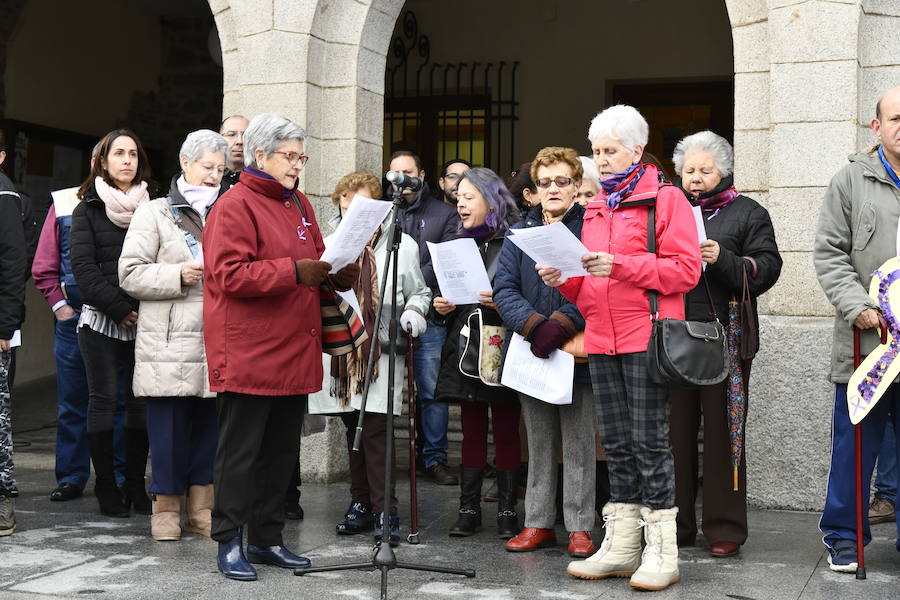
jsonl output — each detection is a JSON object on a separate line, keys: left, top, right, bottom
{"left": 578, "top": 156, "right": 600, "bottom": 184}
{"left": 587, "top": 104, "right": 649, "bottom": 151}
{"left": 671, "top": 130, "right": 734, "bottom": 177}
{"left": 179, "top": 129, "right": 228, "bottom": 164}
{"left": 243, "top": 113, "right": 307, "bottom": 167}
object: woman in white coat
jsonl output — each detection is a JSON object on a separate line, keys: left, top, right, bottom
{"left": 308, "top": 171, "right": 431, "bottom": 546}
{"left": 119, "top": 129, "right": 227, "bottom": 541}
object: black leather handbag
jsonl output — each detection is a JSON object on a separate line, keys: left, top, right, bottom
{"left": 645, "top": 204, "right": 728, "bottom": 388}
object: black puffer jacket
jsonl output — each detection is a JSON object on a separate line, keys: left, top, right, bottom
{"left": 435, "top": 232, "right": 518, "bottom": 405}
{"left": 0, "top": 171, "right": 27, "bottom": 339}
{"left": 678, "top": 176, "right": 782, "bottom": 327}
{"left": 70, "top": 185, "right": 139, "bottom": 322}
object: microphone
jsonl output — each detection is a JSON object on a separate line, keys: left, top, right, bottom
{"left": 385, "top": 171, "right": 423, "bottom": 191}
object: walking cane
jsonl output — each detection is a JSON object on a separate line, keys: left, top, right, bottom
{"left": 405, "top": 325, "right": 420, "bottom": 544}
{"left": 852, "top": 326, "right": 866, "bottom": 579}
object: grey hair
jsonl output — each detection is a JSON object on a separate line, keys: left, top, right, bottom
{"left": 578, "top": 156, "right": 600, "bottom": 185}
{"left": 179, "top": 129, "right": 228, "bottom": 164}
{"left": 671, "top": 130, "right": 734, "bottom": 177}
{"left": 587, "top": 104, "right": 649, "bottom": 151}
{"left": 243, "top": 113, "right": 307, "bottom": 167}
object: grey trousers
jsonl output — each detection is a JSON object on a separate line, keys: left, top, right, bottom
{"left": 520, "top": 382, "right": 595, "bottom": 531}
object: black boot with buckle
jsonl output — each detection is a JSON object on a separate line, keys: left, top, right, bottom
{"left": 449, "top": 467, "right": 483, "bottom": 537}
{"left": 496, "top": 469, "right": 520, "bottom": 539}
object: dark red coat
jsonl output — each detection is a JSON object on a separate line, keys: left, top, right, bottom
{"left": 203, "top": 170, "right": 326, "bottom": 396}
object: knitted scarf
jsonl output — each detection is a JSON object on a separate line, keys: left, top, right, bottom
{"left": 176, "top": 175, "right": 219, "bottom": 218}
{"left": 94, "top": 177, "right": 149, "bottom": 228}
{"left": 600, "top": 163, "right": 644, "bottom": 210}
{"left": 460, "top": 222, "right": 494, "bottom": 243}
{"left": 330, "top": 227, "right": 382, "bottom": 405}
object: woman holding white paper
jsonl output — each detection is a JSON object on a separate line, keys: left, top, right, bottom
{"left": 433, "top": 167, "right": 522, "bottom": 541}
{"left": 668, "top": 131, "right": 781, "bottom": 557}
{"left": 494, "top": 146, "right": 602, "bottom": 558}
{"left": 539, "top": 105, "right": 701, "bottom": 591}
{"left": 308, "top": 171, "right": 431, "bottom": 546}
{"left": 119, "top": 129, "right": 228, "bottom": 541}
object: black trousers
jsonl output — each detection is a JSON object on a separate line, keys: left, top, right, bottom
{"left": 211, "top": 391, "right": 304, "bottom": 547}
{"left": 78, "top": 326, "right": 144, "bottom": 433}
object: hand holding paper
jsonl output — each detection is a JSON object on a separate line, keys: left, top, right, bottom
{"left": 500, "top": 333, "right": 574, "bottom": 404}
{"left": 427, "top": 239, "right": 492, "bottom": 305}
{"left": 507, "top": 222, "right": 589, "bottom": 279}
{"left": 320, "top": 195, "right": 393, "bottom": 273}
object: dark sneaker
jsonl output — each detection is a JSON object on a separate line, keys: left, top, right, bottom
{"left": 425, "top": 462, "right": 458, "bottom": 486}
{"left": 827, "top": 540, "right": 858, "bottom": 573}
{"left": 336, "top": 502, "right": 374, "bottom": 535}
{"left": 869, "top": 495, "right": 895, "bottom": 524}
{"left": 374, "top": 514, "right": 400, "bottom": 547}
{"left": 0, "top": 496, "right": 15, "bottom": 536}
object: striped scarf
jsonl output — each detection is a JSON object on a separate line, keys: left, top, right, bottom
{"left": 330, "top": 228, "right": 382, "bottom": 405}
{"left": 601, "top": 163, "right": 644, "bottom": 210}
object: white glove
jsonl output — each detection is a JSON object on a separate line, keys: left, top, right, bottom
{"left": 399, "top": 309, "right": 427, "bottom": 337}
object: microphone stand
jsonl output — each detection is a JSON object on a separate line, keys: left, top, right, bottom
{"left": 295, "top": 185, "right": 475, "bottom": 599}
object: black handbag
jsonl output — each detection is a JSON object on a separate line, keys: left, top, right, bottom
{"left": 645, "top": 204, "right": 728, "bottom": 388}
{"left": 738, "top": 262, "right": 759, "bottom": 361}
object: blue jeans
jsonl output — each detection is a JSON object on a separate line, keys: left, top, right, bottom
{"left": 820, "top": 384, "right": 900, "bottom": 550}
{"left": 413, "top": 321, "right": 448, "bottom": 467}
{"left": 55, "top": 316, "right": 126, "bottom": 488}
{"left": 875, "top": 417, "right": 898, "bottom": 503}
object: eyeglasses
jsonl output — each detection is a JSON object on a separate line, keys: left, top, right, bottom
{"left": 221, "top": 130, "right": 244, "bottom": 139}
{"left": 442, "top": 173, "right": 463, "bottom": 181}
{"left": 535, "top": 176, "right": 575, "bottom": 189}
{"left": 272, "top": 151, "right": 310, "bottom": 166}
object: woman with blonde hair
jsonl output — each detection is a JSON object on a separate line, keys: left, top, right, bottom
{"left": 308, "top": 171, "right": 431, "bottom": 546}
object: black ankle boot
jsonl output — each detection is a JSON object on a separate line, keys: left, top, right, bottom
{"left": 449, "top": 467, "right": 483, "bottom": 537}
{"left": 496, "top": 469, "right": 520, "bottom": 539}
{"left": 122, "top": 429, "right": 151, "bottom": 515}
{"left": 88, "top": 431, "right": 129, "bottom": 517}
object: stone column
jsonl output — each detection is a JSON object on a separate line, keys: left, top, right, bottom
{"left": 740, "top": 0, "right": 865, "bottom": 509}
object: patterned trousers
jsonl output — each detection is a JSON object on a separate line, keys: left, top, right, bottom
{"left": 0, "top": 351, "right": 14, "bottom": 494}
{"left": 588, "top": 351, "right": 675, "bottom": 510}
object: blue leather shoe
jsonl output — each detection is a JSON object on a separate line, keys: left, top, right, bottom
{"left": 217, "top": 530, "right": 257, "bottom": 581}
{"left": 246, "top": 544, "right": 311, "bottom": 569}
{"left": 336, "top": 502, "right": 374, "bottom": 535}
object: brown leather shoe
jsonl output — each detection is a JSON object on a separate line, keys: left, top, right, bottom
{"left": 425, "top": 463, "right": 459, "bottom": 486}
{"left": 567, "top": 531, "right": 597, "bottom": 557}
{"left": 505, "top": 527, "right": 556, "bottom": 552}
{"left": 710, "top": 541, "right": 740, "bottom": 557}
{"left": 869, "top": 495, "right": 896, "bottom": 524}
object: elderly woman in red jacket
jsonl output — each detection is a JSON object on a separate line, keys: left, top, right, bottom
{"left": 539, "top": 105, "right": 700, "bottom": 592}
{"left": 203, "top": 113, "right": 359, "bottom": 582}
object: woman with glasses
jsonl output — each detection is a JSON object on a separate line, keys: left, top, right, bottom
{"left": 203, "top": 113, "right": 360, "bottom": 581}
{"left": 119, "top": 129, "right": 229, "bottom": 542}
{"left": 539, "top": 105, "right": 701, "bottom": 591}
{"left": 494, "top": 147, "right": 598, "bottom": 558}
{"left": 433, "top": 168, "right": 522, "bottom": 542}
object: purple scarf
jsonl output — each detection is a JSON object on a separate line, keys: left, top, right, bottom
{"left": 460, "top": 223, "right": 494, "bottom": 243}
{"left": 699, "top": 184, "right": 739, "bottom": 211}
{"left": 600, "top": 163, "right": 644, "bottom": 210}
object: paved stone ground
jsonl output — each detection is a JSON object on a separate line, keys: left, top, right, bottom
{"left": 2, "top": 380, "right": 900, "bottom": 599}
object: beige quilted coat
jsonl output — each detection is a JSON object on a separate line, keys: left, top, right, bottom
{"left": 118, "top": 197, "right": 213, "bottom": 399}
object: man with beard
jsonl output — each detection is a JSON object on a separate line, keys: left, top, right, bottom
{"left": 437, "top": 159, "right": 472, "bottom": 205}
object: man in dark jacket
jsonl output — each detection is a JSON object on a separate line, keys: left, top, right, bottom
{"left": 437, "top": 158, "right": 472, "bottom": 205}
{"left": 219, "top": 115, "right": 249, "bottom": 193}
{"left": 0, "top": 131, "right": 27, "bottom": 536}
{"left": 388, "top": 150, "right": 459, "bottom": 485}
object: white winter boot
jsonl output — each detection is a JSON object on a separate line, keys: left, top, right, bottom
{"left": 566, "top": 503, "right": 643, "bottom": 579}
{"left": 629, "top": 506, "right": 680, "bottom": 591}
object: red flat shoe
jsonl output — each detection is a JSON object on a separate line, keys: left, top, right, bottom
{"left": 567, "top": 531, "right": 597, "bottom": 557}
{"left": 505, "top": 527, "right": 556, "bottom": 552}
{"left": 710, "top": 541, "right": 740, "bottom": 557}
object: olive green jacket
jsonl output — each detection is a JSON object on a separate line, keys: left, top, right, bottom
{"left": 814, "top": 147, "right": 900, "bottom": 383}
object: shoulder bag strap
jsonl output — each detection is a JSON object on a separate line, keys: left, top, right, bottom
{"left": 646, "top": 199, "right": 718, "bottom": 321}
